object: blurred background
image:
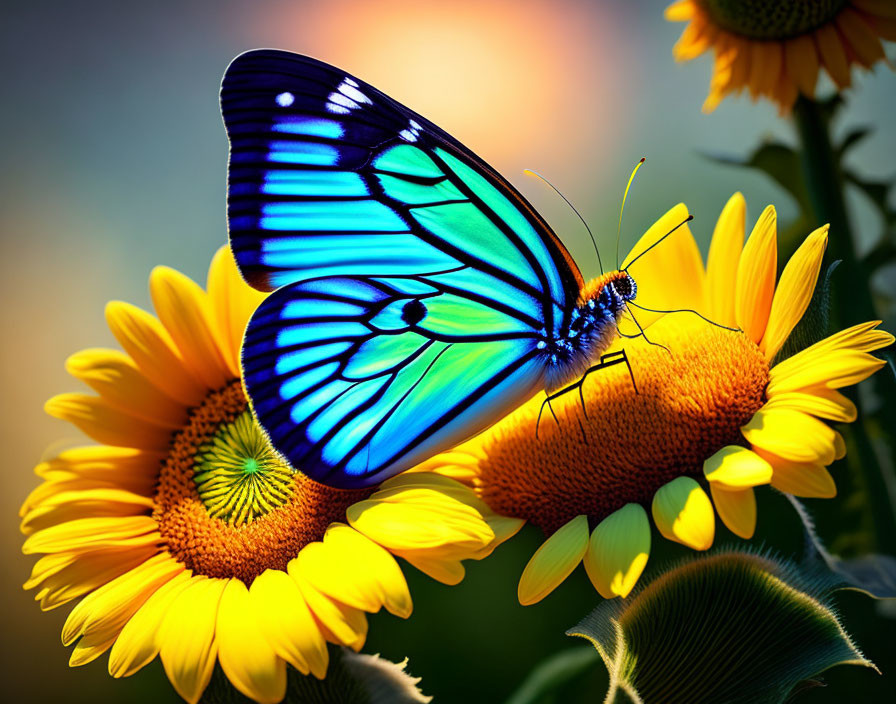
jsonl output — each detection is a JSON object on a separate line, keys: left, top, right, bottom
{"left": 1, "top": 0, "right": 894, "bottom": 701}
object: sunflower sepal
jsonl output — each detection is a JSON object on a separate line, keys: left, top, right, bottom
{"left": 198, "top": 646, "right": 431, "bottom": 704}
{"left": 567, "top": 550, "right": 875, "bottom": 704}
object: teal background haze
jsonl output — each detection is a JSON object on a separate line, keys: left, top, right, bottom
{"left": 1, "top": 1, "right": 894, "bottom": 701}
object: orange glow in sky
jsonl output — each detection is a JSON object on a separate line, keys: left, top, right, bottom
{"left": 245, "top": 0, "right": 630, "bottom": 177}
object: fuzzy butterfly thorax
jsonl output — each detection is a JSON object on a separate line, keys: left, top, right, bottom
{"left": 542, "top": 270, "right": 637, "bottom": 392}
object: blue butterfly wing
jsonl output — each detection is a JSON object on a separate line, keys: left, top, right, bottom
{"left": 221, "top": 50, "right": 583, "bottom": 487}
{"left": 243, "top": 275, "right": 547, "bottom": 487}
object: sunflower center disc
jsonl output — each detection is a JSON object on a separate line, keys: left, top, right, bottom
{"left": 476, "top": 317, "right": 769, "bottom": 534}
{"left": 699, "top": 0, "right": 847, "bottom": 39}
{"left": 154, "top": 380, "right": 371, "bottom": 583}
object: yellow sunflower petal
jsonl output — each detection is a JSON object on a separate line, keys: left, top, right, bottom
{"left": 62, "top": 553, "right": 184, "bottom": 646}
{"left": 867, "top": 14, "right": 896, "bottom": 41}
{"left": 21, "top": 488, "right": 155, "bottom": 535}
{"left": 763, "top": 389, "right": 857, "bottom": 423}
{"left": 665, "top": 0, "right": 695, "bottom": 23}
{"left": 705, "top": 192, "right": 746, "bottom": 327}
{"left": 158, "top": 576, "right": 228, "bottom": 704}
{"left": 108, "top": 570, "right": 193, "bottom": 678}
{"left": 768, "top": 351, "right": 887, "bottom": 394}
{"left": 770, "top": 321, "right": 893, "bottom": 382}
{"left": 346, "top": 485, "right": 494, "bottom": 553}
{"left": 27, "top": 547, "right": 158, "bottom": 611}
{"left": 377, "top": 473, "right": 492, "bottom": 516}
{"left": 105, "top": 301, "right": 206, "bottom": 406}
{"left": 704, "top": 50, "right": 736, "bottom": 112}
{"left": 762, "top": 452, "right": 838, "bottom": 499}
{"left": 583, "top": 504, "right": 651, "bottom": 599}
{"left": 397, "top": 553, "right": 466, "bottom": 585}
{"left": 836, "top": 8, "right": 887, "bottom": 67}
{"left": 651, "top": 477, "right": 715, "bottom": 551}
{"left": 751, "top": 40, "right": 782, "bottom": 98}
{"left": 621, "top": 203, "right": 704, "bottom": 331}
{"left": 44, "top": 393, "right": 175, "bottom": 450}
{"left": 834, "top": 431, "right": 847, "bottom": 460}
{"left": 65, "top": 349, "right": 187, "bottom": 427}
{"left": 673, "top": 13, "right": 714, "bottom": 61}
{"left": 470, "top": 515, "right": 526, "bottom": 559}
{"left": 815, "top": 23, "right": 852, "bottom": 88}
{"left": 735, "top": 205, "right": 777, "bottom": 344}
{"left": 149, "top": 266, "right": 231, "bottom": 391}
{"left": 760, "top": 225, "right": 828, "bottom": 360}
{"left": 69, "top": 632, "right": 119, "bottom": 667}
{"left": 742, "top": 409, "right": 836, "bottom": 465}
{"left": 23, "top": 515, "right": 160, "bottom": 555}
{"left": 207, "top": 247, "right": 267, "bottom": 378}
{"left": 703, "top": 446, "right": 773, "bottom": 489}
{"left": 517, "top": 515, "right": 589, "bottom": 606}
{"left": 249, "top": 569, "right": 329, "bottom": 679}
{"left": 853, "top": 0, "right": 896, "bottom": 19}
{"left": 298, "top": 523, "right": 412, "bottom": 618}
{"left": 217, "top": 579, "right": 287, "bottom": 704}
{"left": 710, "top": 485, "right": 757, "bottom": 539}
{"left": 785, "top": 34, "right": 820, "bottom": 97}
{"left": 33, "top": 446, "right": 162, "bottom": 492}
{"left": 288, "top": 564, "right": 368, "bottom": 651}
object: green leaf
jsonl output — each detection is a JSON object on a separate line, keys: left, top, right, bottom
{"left": 771, "top": 260, "right": 839, "bottom": 365}
{"left": 786, "top": 494, "right": 896, "bottom": 599}
{"left": 503, "top": 647, "right": 599, "bottom": 704}
{"left": 845, "top": 169, "right": 896, "bottom": 276}
{"left": 200, "top": 646, "right": 430, "bottom": 704}
{"left": 567, "top": 551, "right": 875, "bottom": 704}
{"left": 834, "top": 126, "right": 872, "bottom": 162}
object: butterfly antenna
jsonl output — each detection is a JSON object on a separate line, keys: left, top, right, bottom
{"left": 627, "top": 300, "right": 741, "bottom": 332}
{"left": 622, "top": 215, "right": 694, "bottom": 272}
{"left": 616, "top": 158, "right": 646, "bottom": 269}
{"left": 524, "top": 169, "right": 603, "bottom": 275}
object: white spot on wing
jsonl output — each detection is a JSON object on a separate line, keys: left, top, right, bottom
{"left": 325, "top": 78, "right": 371, "bottom": 114}
{"left": 399, "top": 119, "right": 423, "bottom": 142}
{"left": 276, "top": 92, "right": 295, "bottom": 107}
{"left": 339, "top": 83, "right": 372, "bottom": 105}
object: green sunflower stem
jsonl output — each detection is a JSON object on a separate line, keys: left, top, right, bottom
{"left": 792, "top": 95, "right": 896, "bottom": 553}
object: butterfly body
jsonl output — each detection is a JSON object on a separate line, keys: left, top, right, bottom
{"left": 222, "top": 50, "right": 637, "bottom": 488}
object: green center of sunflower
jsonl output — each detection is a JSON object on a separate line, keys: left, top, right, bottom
{"left": 699, "top": 0, "right": 847, "bottom": 39}
{"left": 193, "top": 411, "right": 295, "bottom": 525}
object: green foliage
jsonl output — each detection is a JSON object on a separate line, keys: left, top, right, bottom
{"left": 502, "top": 647, "right": 599, "bottom": 704}
{"left": 701, "top": 94, "right": 895, "bottom": 280}
{"left": 786, "top": 494, "right": 896, "bottom": 600}
{"left": 567, "top": 552, "right": 874, "bottom": 704}
{"left": 199, "top": 646, "right": 430, "bottom": 704}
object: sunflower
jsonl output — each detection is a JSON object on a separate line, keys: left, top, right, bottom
{"left": 21, "top": 247, "right": 513, "bottom": 704}
{"left": 416, "top": 193, "right": 893, "bottom": 605}
{"left": 665, "top": 0, "right": 895, "bottom": 112}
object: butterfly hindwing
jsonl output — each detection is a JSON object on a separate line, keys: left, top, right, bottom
{"left": 221, "top": 50, "right": 583, "bottom": 486}
{"left": 243, "top": 275, "right": 546, "bottom": 487}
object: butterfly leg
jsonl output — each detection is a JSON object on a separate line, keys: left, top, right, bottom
{"left": 624, "top": 305, "right": 672, "bottom": 356}
{"left": 535, "top": 396, "right": 562, "bottom": 439}
{"left": 535, "top": 349, "right": 638, "bottom": 438}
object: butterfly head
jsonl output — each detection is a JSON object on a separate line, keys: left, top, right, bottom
{"left": 578, "top": 270, "right": 637, "bottom": 315}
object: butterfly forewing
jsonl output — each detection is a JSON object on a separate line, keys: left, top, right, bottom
{"left": 221, "top": 49, "right": 582, "bottom": 487}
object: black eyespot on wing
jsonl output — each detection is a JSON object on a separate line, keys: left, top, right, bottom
{"left": 401, "top": 299, "right": 427, "bottom": 326}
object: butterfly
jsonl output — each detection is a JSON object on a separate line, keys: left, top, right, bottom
{"left": 221, "top": 49, "right": 683, "bottom": 489}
